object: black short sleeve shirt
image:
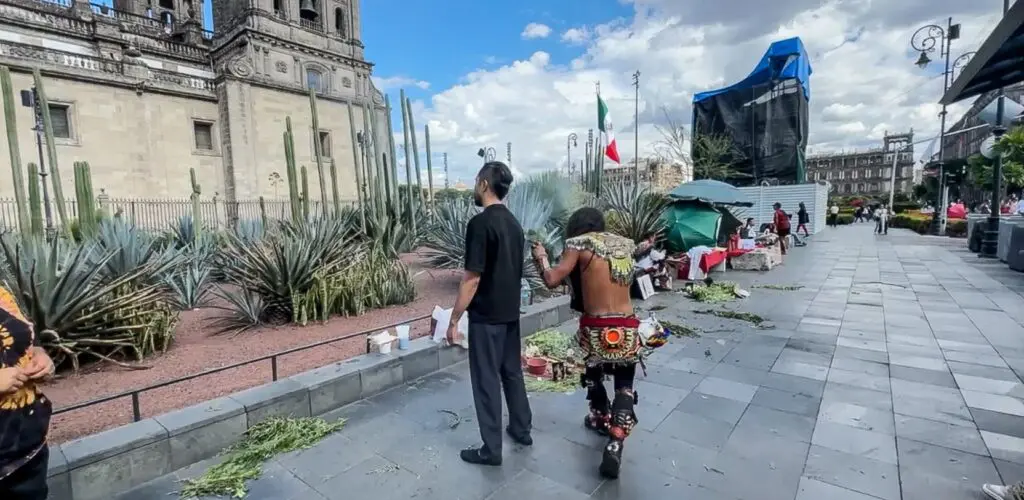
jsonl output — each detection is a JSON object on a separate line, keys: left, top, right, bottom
{"left": 464, "top": 204, "right": 524, "bottom": 324}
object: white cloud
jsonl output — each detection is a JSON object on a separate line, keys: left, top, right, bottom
{"left": 561, "top": 27, "right": 591, "bottom": 45}
{"left": 521, "top": 22, "right": 553, "bottom": 40}
{"left": 397, "top": 1, "right": 1002, "bottom": 185}
{"left": 372, "top": 75, "right": 430, "bottom": 91}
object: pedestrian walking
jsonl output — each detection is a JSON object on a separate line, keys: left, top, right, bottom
{"left": 774, "top": 203, "right": 791, "bottom": 254}
{"left": 446, "top": 161, "right": 533, "bottom": 466}
{"left": 829, "top": 203, "right": 839, "bottom": 227}
{"left": 797, "top": 202, "right": 810, "bottom": 237}
{"left": 875, "top": 205, "right": 889, "bottom": 235}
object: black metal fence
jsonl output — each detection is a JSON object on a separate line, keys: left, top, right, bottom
{"left": 52, "top": 313, "right": 431, "bottom": 421}
{"left": 0, "top": 197, "right": 356, "bottom": 232}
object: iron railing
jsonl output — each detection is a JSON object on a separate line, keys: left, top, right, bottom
{"left": 52, "top": 313, "right": 431, "bottom": 421}
{"left": 0, "top": 198, "right": 357, "bottom": 232}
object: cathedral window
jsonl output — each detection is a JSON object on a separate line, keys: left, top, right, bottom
{"left": 305, "top": 68, "right": 325, "bottom": 93}
{"left": 48, "top": 104, "right": 71, "bottom": 139}
{"left": 273, "top": 0, "right": 285, "bottom": 18}
{"left": 334, "top": 7, "right": 346, "bottom": 37}
{"left": 160, "top": 11, "right": 175, "bottom": 28}
{"left": 193, "top": 121, "right": 214, "bottom": 151}
{"left": 159, "top": 0, "right": 173, "bottom": 9}
{"left": 317, "top": 130, "right": 332, "bottom": 157}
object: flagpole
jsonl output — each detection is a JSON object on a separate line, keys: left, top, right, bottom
{"left": 596, "top": 81, "right": 603, "bottom": 196}
{"left": 632, "top": 70, "right": 640, "bottom": 188}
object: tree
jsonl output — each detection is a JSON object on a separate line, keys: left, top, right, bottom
{"left": 653, "top": 107, "right": 690, "bottom": 166}
{"left": 691, "top": 132, "right": 746, "bottom": 181}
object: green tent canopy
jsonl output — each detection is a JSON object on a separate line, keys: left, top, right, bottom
{"left": 662, "top": 200, "right": 744, "bottom": 253}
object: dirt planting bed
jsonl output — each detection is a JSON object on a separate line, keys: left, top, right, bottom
{"left": 44, "top": 254, "right": 462, "bottom": 443}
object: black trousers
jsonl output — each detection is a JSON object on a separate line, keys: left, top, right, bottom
{"left": 583, "top": 363, "right": 637, "bottom": 412}
{"left": 467, "top": 320, "right": 532, "bottom": 458}
{"left": 0, "top": 447, "right": 49, "bottom": 500}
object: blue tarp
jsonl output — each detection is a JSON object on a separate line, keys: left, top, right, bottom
{"left": 694, "top": 37, "right": 813, "bottom": 103}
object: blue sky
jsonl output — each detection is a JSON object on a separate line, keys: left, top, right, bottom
{"left": 360, "top": 0, "right": 632, "bottom": 103}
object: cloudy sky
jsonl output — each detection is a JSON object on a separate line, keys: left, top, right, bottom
{"left": 360, "top": 0, "right": 1006, "bottom": 186}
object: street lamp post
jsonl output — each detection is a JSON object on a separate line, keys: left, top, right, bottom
{"left": 911, "top": 17, "right": 966, "bottom": 236}
{"left": 632, "top": 70, "right": 640, "bottom": 187}
{"left": 19, "top": 87, "right": 55, "bottom": 235}
{"left": 981, "top": 0, "right": 1012, "bottom": 258}
{"left": 506, "top": 142, "right": 512, "bottom": 165}
{"left": 443, "top": 152, "right": 449, "bottom": 189}
{"left": 566, "top": 133, "right": 578, "bottom": 178}
{"left": 477, "top": 147, "right": 496, "bottom": 162}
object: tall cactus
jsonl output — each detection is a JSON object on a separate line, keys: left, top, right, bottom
{"left": 258, "top": 196, "right": 267, "bottom": 227}
{"left": 384, "top": 94, "right": 399, "bottom": 212}
{"left": 189, "top": 167, "right": 202, "bottom": 242}
{"left": 405, "top": 97, "right": 425, "bottom": 211}
{"left": 399, "top": 89, "right": 415, "bottom": 234}
{"left": 361, "top": 101, "right": 383, "bottom": 217}
{"left": 329, "top": 157, "right": 341, "bottom": 217}
{"left": 32, "top": 69, "right": 68, "bottom": 232}
{"left": 73, "top": 161, "right": 97, "bottom": 237}
{"left": 27, "top": 163, "right": 43, "bottom": 237}
{"left": 424, "top": 124, "right": 434, "bottom": 216}
{"left": 367, "top": 99, "right": 387, "bottom": 218}
{"left": 300, "top": 165, "right": 310, "bottom": 220}
{"left": 284, "top": 117, "right": 301, "bottom": 223}
{"left": 1, "top": 66, "right": 30, "bottom": 233}
{"left": 308, "top": 88, "right": 328, "bottom": 217}
{"left": 345, "top": 101, "right": 366, "bottom": 228}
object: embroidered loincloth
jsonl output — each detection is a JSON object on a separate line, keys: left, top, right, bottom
{"left": 578, "top": 314, "right": 643, "bottom": 366}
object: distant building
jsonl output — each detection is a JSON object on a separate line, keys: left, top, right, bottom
{"left": 599, "top": 158, "right": 691, "bottom": 193}
{"left": 805, "top": 132, "right": 915, "bottom": 197}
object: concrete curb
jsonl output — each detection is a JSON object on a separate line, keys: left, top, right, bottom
{"left": 48, "top": 296, "right": 572, "bottom": 500}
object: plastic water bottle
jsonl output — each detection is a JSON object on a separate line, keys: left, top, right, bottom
{"left": 520, "top": 278, "right": 530, "bottom": 313}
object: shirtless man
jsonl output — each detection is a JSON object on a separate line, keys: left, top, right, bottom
{"left": 530, "top": 207, "right": 660, "bottom": 479}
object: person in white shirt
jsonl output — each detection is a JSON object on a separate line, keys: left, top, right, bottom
{"left": 828, "top": 204, "right": 839, "bottom": 227}
{"left": 875, "top": 205, "right": 888, "bottom": 235}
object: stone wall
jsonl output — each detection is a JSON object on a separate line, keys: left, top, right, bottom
{"left": 0, "top": 69, "right": 223, "bottom": 200}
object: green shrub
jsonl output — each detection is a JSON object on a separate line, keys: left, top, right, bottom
{"left": 836, "top": 214, "right": 854, "bottom": 225}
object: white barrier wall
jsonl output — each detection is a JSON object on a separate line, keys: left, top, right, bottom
{"left": 733, "top": 183, "right": 830, "bottom": 235}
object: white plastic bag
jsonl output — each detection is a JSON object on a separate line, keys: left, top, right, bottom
{"left": 431, "top": 306, "right": 468, "bottom": 348}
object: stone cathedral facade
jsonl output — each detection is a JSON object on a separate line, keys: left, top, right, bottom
{"left": 0, "top": 0, "right": 388, "bottom": 206}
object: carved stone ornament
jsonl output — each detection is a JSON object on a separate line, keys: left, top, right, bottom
{"left": 275, "top": 61, "right": 288, "bottom": 73}
{"left": 371, "top": 87, "right": 384, "bottom": 106}
{"left": 342, "top": 76, "right": 352, "bottom": 88}
{"left": 227, "top": 56, "right": 255, "bottom": 77}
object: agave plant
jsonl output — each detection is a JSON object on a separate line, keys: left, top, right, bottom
{"left": 94, "top": 218, "right": 182, "bottom": 283}
{"left": 209, "top": 286, "right": 266, "bottom": 335}
{"left": 0, "top": 235, "right": 175, "bottom": 370}
{"left": 600, "top": 180, "right": 669, "bottom": 243}
{"left": 164, "top": 256, "right": 214, "bottom": 310}
{"left": 234, "top": 218, "right": 265, "bottom": 244}
{"left": 421, "top": 199, "right": 476, "bottom": 269}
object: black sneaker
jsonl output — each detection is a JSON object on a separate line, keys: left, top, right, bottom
{"left": 460, "top": 447, "right": 501, "bottom": 466}
{"left": 599, "top": 440, "right": 623, "bottom": 479}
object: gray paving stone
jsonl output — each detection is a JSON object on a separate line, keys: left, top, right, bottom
{"left": 949, "top": 360, "right": 1023, "bottom": 382}
{"left": 829, "top": 356, "right": 889, "bottom": 377}
{"left": 522, "top": 437, "right": 606, "bottom": 496}
{"left": 695, "top": 376, "right": 758, "bottom": 403}
{"left": 822, "top": 382, "right": 893, "bottom": 412}
{"left": 971, "top": 407, "right": 1024, "bottom": 440}
{"left": 888, "top": 364, "right": 958, "bottom": 388}
{"left": 827, "top": 368, "right": 892, "bottom": 393}
{"left": 639, "top": 364, "right": 704, "bottom": 391}
{"left": 894, "top": 414, "right": 989, "bottom": 455}
{"left": 796, "top": 476, "right": 888, "bottom": 500}
{"left": 811, "top": 421, "right": 897, "bottom": 464}
{"left": 675, "top": 392, "right": 748, "bottom": 425}
{"left": 803, "top": 445, "right": 901, "bottom": 500}
{"left": 771, "top": 359, "right": 830, "bottom": 381}
{"left": 962, "top": 390, "right": 1024, "bottom": 416}
{"left": 817, "top": 401, "right": 895, "bottom": 435}
{"left": 732, "top": 403, "right": 815, "bottom": 443}
{"left": 655, "top": 410, "right": 735, "bottom": 451}
{"left": 317, "top": 455, "right": 421, "bottom": 499}
{"left": 750, "top": 385, "right": 821, "bottom": 417}
{"left": 623, "top": 428, "right": 717, "bottom": 480}
{"left": 487, "top": 470, "right": 590, "bottom": 500}
{"left": 698, "top": 450, "right": 803, "bottom": 500}
{"left": 983, "top": 431, "right": 1024, "bottom": 465}
{"left": 833, "top": 345, "right": 890, "bottom": 364}
{"left": 896, "top": 437, "right": 1002, "bottom": 499}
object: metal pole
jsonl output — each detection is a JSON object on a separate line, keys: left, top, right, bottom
{"left": 982, "top": 0, "right": 1011, "bottom": 257}
{"left": 443, "top": 152, "right": 449, "bottom": 189}
{"left": 506, "top": 142, "right": 511, "bottom": 165}
{"left": 567, "top": 133, "right": 577, "bottom": 178}
{"left": 933, "top": 17, "right": 954, "bottom": 235}
{"left": 31, "top": 89, "right": 54, "bottom": 234}
{"left": 633, "top": 70, "right": 640, "bottom": 187}
{"left": 887, "top": 143, "right": 901, "bottom": 210}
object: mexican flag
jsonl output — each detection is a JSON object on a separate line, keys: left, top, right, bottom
{"left": 598, "top": 95, "right": 621, "bottom": 163}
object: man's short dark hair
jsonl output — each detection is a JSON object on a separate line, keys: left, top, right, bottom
{"left": 773, "top": 202, "right": 781, "bottom": 209}
{"left": 478, "top": 161, "right": 514, "bottom": 200}
{"left": 746, "top": 217, "right": 754, "bottom": 223}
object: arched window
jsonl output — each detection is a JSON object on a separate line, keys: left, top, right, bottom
{"left": 334, "top": 7, "right": 346, "bottom": 37}
{"left": 158, "top": 0, "right": 173, "bottom": 9}
{"left": 306, "top": 67, "right": 324, "bottom": 93}
{"left": 273, "top": 0, "right": 284, "bottom": 17}
{"left": 160, "top": 11, "right": 175, "bottom": 27}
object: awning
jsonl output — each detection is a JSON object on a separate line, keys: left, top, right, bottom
{"left": 940, "top": 0, "right": 1024, "bottom": 105}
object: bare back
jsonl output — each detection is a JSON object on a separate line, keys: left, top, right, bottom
{"left": 564, "top": 232, "right": 636, "bottom": 317}
{"left": 577, "top": 251, "right": 633, "bottom": 316}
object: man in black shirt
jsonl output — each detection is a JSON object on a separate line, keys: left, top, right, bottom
{"left": 446, "top": 161, "right": 533, "bottom": 466}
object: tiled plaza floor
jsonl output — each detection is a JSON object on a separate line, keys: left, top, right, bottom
{"left": 121, "top": 224, "right": 1024, "bottom": 499}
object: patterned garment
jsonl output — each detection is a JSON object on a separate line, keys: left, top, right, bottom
{"left": 564, "top": 232, "right": 636, "bottom": 286}
{"left": 0, "top": 287, "right": 50, "bottom": 481}
{"left": 578, "top": 314, "right": 644, "bottom": 366}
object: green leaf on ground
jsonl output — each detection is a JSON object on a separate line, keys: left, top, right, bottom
{"left": 179, "top": 417, "right": 345, "bottom": 499}
{"left": 687, "top": 282, "right": 738, "bottom": 303}
{"left": 695, "top": 309, "right": 766, "bottom": 326}
{"left": 660, "top": 320, "right": 701, "bottom": 338}
{"left": 752, "top": 284, "right": 804, "bottom": 291}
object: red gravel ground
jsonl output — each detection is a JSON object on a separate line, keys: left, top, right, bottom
{"left": 43, "top": 253, "right": 463, "bottom": 444}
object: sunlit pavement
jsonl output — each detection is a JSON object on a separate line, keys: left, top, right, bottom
{"left": 120, "top": 224, "right": 1024, "bottom": 500}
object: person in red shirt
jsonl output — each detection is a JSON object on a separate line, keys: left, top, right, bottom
{"left": 773, "top": 202, "right": 791, "bottom": 255}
